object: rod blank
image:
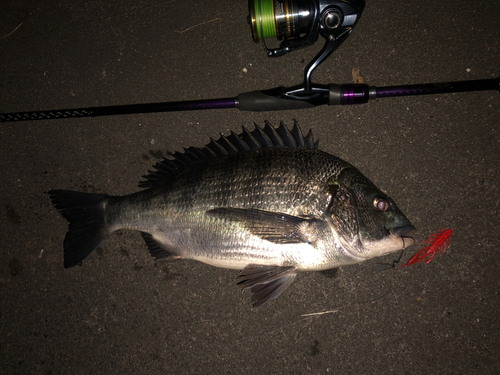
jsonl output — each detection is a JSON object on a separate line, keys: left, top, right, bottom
{"left": 0, "top": 98, "right": 237, "bottom": 122}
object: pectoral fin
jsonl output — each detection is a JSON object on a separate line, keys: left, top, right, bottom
{"left": 237, "top": 265, "right": 297, "bottom": 308}
{"left": 206, "top": 207, "right": 322, "bottom": 244}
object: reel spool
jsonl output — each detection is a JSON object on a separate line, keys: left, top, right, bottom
{"left": 248, "top": 0, "right": 315, "bottom": 43}
{"left": 248, "top": 0, "right": 365, "bottom": 57}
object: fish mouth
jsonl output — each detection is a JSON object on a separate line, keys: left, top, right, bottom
{"left": 353, "top": 224, "right": 416, "bottom": 259}
{"left": 390, "top": 225, "right": 416, "bottom": 249}
{"left": 390, "top": 225, "right": 416, "bottom": 238}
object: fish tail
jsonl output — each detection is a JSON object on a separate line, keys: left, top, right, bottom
{"left": 49, "top": 190, "right": 112, "bottom": 268}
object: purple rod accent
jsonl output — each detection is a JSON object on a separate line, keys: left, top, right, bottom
{"left": 342, "top": 84, "right": 370, "bottom": 105}
{"left": 376, "top": 78, "right": 499, "bottom": 98}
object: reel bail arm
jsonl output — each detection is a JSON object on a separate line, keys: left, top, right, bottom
{"left": 304, "top": 28, "right": 352, "bottom": 92}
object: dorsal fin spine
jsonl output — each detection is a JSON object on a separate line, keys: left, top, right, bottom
{"left": 240, "top": 126, "right": 261, "bottom": 150}
{"left": 216, "top": 134, "right": 238, "bottom": 154}
{"left": 291, "top": 122, "right": 305, "bottom": 148}
{"left": 263, "top": 121, "right": 285, "bottom": 147}
{"left": 207, "top": 139, "right": 228, "bottom": 157}
{"left": 252, "top": 124, "right": 273, "bottom": 148}
{"left": 276, "top": 121, "right": 297, "bottom": 147}
{"left": 228, "top": 131, "right": 251, "bottom": 152}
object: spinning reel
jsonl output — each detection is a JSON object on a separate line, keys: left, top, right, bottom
{"left": 248, "top": 0, "right": 365, "bottom": 91}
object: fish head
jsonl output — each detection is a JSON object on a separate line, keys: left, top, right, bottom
{"left": 326, "top": 167, "right": 415, "bottom": 260}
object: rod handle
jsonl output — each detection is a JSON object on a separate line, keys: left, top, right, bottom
{"left": 237, "top": 90, "right": 316, "bottom": 111}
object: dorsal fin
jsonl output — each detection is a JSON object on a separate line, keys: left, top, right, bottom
{"left": 139, "top": 121, "right": 319, "bottom": 189}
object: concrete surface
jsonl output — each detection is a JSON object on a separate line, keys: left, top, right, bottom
{"left": 1, "top": 0, "right": 499, "bottom": 374}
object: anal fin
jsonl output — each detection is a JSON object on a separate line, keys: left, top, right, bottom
{"left": 141, "top": 232, "right": 182, "bottom": 261}
{"left": 237, "top": 265, "right": 297, "bottom": 308}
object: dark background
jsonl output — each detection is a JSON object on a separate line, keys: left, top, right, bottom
{"left": 1, "top": 1, "right": 499, "bottom": 374}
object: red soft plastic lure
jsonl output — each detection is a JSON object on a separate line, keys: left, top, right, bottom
{"left": 402, "top": 228, "right": 454, "bottom": 267}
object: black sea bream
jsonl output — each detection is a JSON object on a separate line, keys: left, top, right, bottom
{"left": 50, "top": 122, "right": 415, "bottom": 307}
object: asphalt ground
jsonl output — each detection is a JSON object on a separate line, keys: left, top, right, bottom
{"left": 1, "top": 1, "right": 499, "bottom": 374}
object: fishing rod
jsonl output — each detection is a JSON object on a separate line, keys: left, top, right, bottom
{"left": 1, "top": 77, "right": 497, "bottom": 122}
{"left": 1, "top": 0, "right": 498, "bottom": 123}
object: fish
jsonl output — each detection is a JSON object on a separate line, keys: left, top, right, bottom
{"left": 49, "top": 121, "right": 415, "bottom": 307}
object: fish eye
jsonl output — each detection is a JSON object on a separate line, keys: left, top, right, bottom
{"left": 373, "top": 197, "right": 388, "bottom": 212}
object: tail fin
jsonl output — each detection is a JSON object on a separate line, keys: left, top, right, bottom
{"left": 49, "top": 190, "right": 111, "bottom": 268}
